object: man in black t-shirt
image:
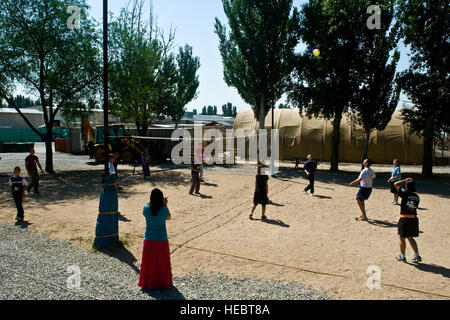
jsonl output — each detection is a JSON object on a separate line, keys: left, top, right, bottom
{"left": 303, "top": 154, "right": 317, "bottom": 195}
{"left": 394, "top": 178, "right": 422, "bottom": 263}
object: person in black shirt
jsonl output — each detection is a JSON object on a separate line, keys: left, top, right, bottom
{"left": 250, "top": 165, "right": 269, "bottom": 220}
{"left": 394, "top": 178, "right": 422, "bottom": 263}
{"left": 303, "top": 154, "right": 317, "bottom": 195}
{"left": 9, "top": 167, "right": 28, "bottom": 222}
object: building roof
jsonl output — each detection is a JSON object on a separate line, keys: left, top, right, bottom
{"left": 0, "top": 108, "right": 43, "bottom": 114}
{"left": 181, "top": 112, "right": 235, "bottom": 125}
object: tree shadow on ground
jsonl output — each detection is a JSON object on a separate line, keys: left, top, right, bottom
{"left": 98, "top": 242, "right": 140, "bottom": 274}
{"left": 140, "top": 285, "right": 186, "bottom": 300}
{"left": 274, "top": 168, "right": 450, "bottom": 198}
{"left": 0, "top": 170, "right": 190, "bottom": 210}
{"left": 409, "top": 263, "right": 450, "bottom": 278}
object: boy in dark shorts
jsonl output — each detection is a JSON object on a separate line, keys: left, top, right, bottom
{"left": 394, "top": 178, "right": 421, "bottom": 263}
{"left": 349, "top": 158, "right": 376, "bottom": 221}
{"left": 250, "top": 165, "right": 269, "bottom": 220}
{"left": 9, "top": 167, "right": 28, "bottom": 222}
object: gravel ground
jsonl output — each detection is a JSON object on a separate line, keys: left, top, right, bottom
{"left": 0, "top": 224, "right": 332, "bottom": 300}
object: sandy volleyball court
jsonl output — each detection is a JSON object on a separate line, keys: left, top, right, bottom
{"left": 1, "top": 164, "right": 449, "bottom": 300}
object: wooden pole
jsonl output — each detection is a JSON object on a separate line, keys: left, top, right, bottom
{"left": 103, "top": 0, "right": 109, "bottom": 174}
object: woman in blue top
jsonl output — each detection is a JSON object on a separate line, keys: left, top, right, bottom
{"left": 138, "top": 188, "right": 173, "bottom": 290}
{"left": 387, "top": 159, "right": 401, "bottom": 205}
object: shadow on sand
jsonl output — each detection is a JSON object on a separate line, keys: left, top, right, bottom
{"left": 0, "top": 170, "right": 190, "bottom": 210}
{"left": 267, "top": 200, "right": 284, "bottom": 207}
{"left": 409, "top": 263, "right": 450, "bottom": 278}
{"left": 367, "top": 219, "right": 398, "bottom": 228}
{"left": 250, "top": 216, "right": 290, "bottom": 228}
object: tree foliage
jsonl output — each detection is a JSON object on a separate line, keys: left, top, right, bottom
{"left": 0, "top": 0, "right": 102, "bottom": 173}
{"left": 289, "top": 0, "right": 396, "bottom": 171}
{"left": 349, "top": 0, "right": 401, "bottom": 162}
{"left": 215, "top": 0, "right": 300, "bottom": 131}
{"left": 396, "top": 0, "right": 449, "bottom": 177}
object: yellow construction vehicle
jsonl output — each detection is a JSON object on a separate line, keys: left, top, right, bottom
{"left": 86, "top": 123, "right": 145, "bottom": 164}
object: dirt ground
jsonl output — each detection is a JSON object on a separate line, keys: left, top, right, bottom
{"left": 1, "top": 165, "right": 449, "bottom": 300}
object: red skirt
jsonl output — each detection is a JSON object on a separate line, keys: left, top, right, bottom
{"left": 138, "top": 240, "right": 173, "bottom": 290}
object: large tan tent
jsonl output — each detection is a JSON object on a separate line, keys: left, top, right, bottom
{"left": 233, "top": 108, "right": 424, "bottom": 164}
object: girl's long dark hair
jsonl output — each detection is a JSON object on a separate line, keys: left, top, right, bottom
{"left": 149, "top": 188, "right": 164, "bottom": 216}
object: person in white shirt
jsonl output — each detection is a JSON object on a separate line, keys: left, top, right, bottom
{"left": 349, "top": 158, "right": 376, "bottom": 221}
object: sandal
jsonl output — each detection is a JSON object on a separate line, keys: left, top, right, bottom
{"left": 355, "top": 216, "right": 368, "bottom": 221}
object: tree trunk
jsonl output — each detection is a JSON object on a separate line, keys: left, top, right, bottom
{"left": 363, "top": 127, "right": 371, "bottom": 163}
{"left": 422, "top": 115, "right": 434, "bottom": 178}
{"left": 44, "top": 126, "right": 54, "bottom": 174}
{"left": 257, "top": 92, "right": 266, "bottom": 165}
{"left": 330, "top": 108, "right": 343, "bottom": 172}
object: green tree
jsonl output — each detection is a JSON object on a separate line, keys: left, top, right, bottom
{"left": 202, "top": 106, "right": 207, "bottom": 115}
{"left": 0, "top": 0, "right": 101, "bottom": 173}
{"left": 349, "top": 0, "right": 401, "bottom": 163}
{"left": 109, "top": 0, "right": 174, "bottom": 136}
{"left": 289, "top": 0, "right": 373, "bottom": 171}
{"left": 222, "top": 102, "right": 238, "bottom": 116}
{"left": 396, "top": 0, "right": 449, "bottom": 177}
{"left": 215, "top": 0, "right": 300, "bottom": 162}
{"left": 164, "top": 44, "right": 200, "bottom": 127}
{"left": 278, "top": 103, "right": 291, "bottom": 109}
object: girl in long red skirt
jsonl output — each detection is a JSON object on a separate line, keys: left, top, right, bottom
{"left": 138, "top": 188, "right": 173, "bottom": 290}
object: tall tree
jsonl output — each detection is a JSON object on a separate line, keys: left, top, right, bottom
{"left": 0, "top": 0, "right": 101, "bottom": 173}
{"left": 202, "top": 106, "right": 207, "bottom": 115}
{"left": 164, "top": 44, "right": 200, "bottom": 127}
{"left": 215, "top": 0, "right": 300, "bottom": 162}
{"left": 396, "top": 0, "right": 449, "bottom": 177}
{"left": 289, "top": 0, "right": 369, "bottom": 171}
{"left": 109, "top": 0, "right": 175, "bottom": 136}
{"left": 350, "top": 0, "right": 401, "bottom": 162}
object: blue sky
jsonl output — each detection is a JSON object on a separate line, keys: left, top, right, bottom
{"left": 87, "top": 0, "right": 410, "bottom": 112}
{"left": 14, "top": 1, "right": 410, "bottom": 111}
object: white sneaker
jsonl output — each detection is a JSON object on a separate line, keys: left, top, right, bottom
{"left": 310, "top": 193, "right": 314, "bottom": 196}
{"left": 391, "top": 201, "right": 398, "bottom": 205}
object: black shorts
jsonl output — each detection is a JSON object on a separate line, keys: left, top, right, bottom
{"left": 398, "top": 217, "right": 419, "bottom": 238}
{"left": 253, "top": 192, "right": 268, "bottom": 206}
{"left": 356, "top": 187, "right": 372, "bottom": 201}
{"left": 390, "top": 183, "right": 399, "bottom": 194}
